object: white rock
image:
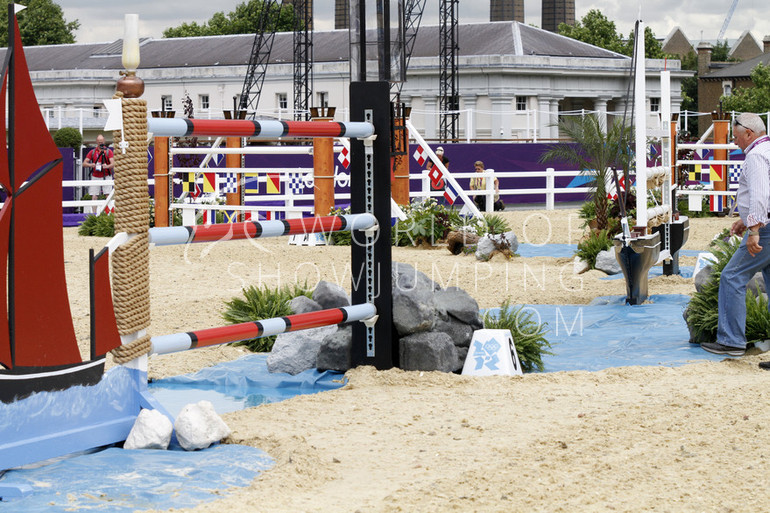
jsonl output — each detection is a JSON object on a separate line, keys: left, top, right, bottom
{"left": 124, "top": 408, "right": 173, "bottom": 450}
{"left": 174, "top": 400, "right": 231, "bottom": 451}
{"left": 573, "top": 256, "right": 590, "bottom": 275}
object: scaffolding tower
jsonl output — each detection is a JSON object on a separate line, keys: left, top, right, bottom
{"left": 238, "top": 0, "right": 280, "bottom": 116}
{"left": 292, "top": 0, "right": 313, "bottom": 120}
{"left": 439, "top": 0, "right": 459, "bottom": 142}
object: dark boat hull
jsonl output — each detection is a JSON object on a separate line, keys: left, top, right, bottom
{"left": 613, "top": 232, "right": 661, "bottom": 305}
{"left": 0, "top": 358, "right": 105, "bottom": 403}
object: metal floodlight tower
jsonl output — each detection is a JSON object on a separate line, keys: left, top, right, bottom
{"left": 293, "top": 0, "right": 313, "bottom": 120}
{"left": 439, "top": 0, "right": 459, "bottom": 142}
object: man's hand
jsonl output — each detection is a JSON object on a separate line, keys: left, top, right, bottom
{"left": 731, "top": 219, "right": 746, "bottom": 236}
{"left": 748, "top": 234, "right": 763, "bottom": 256}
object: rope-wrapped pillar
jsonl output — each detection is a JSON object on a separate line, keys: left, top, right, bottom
{"left": 110, "top": 93, "right": 152, "bottom": 364}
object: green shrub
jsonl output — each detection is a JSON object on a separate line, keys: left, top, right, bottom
{"left": 53, "top": 127, "right": 82, "bottom": 150}
{"left": 482, "top": 299, "right": 553, "bottom": 372}
{"left": 78, "top": 213, "right": 114, "bottom": 237}
{"left": 685, "top": 236, "right": 770, "bottom": 344}
{"left": 222, "top": 284, "right": 312, "bottom": 352}
{"left": 392, "top": 199, "right": 463, "bottom": 246}
{"left": 474, "top": 213, "right": 511, "bottom": 237}
{"left": 575, "top": 229, "right": 612, "bottom": 269}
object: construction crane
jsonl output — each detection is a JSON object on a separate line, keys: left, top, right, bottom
{"left": 717, "top": 0, "right": 740, "bottom": 41}
{"left": 238, "top": 0, "right": 280, "bottom": 117}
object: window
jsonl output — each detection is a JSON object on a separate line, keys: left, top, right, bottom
{"left": 93, "top": 105, "right": 101, "bottom": 118}
{"left": 277, "top": 93, "right": 288, "bottom": 110}
{"left": 516, "top": 96, "right": 527, "bottom": 111}
{"left": 722, "top": 81, "right": 733, "bottom": 96}
{"left": 317, "top": 91, "right": 329, "bottom": 108}
{"left": 650, "top": 97, "right": 660, "bottom": 112}
{"left": 161, "top": 95, "right": 173, "bottom": 112}
{"left": 199, "top": 94, "right": 210, "bottom": 110}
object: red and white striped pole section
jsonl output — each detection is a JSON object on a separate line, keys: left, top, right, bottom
{"left": 147, "top": 118, "right": 375, "bottom": 139}
{"left": 148, "top": 213, "right": 376, "bottom": 246}
{"left": 150, "top": 303, "right": 376, "bottom": 355}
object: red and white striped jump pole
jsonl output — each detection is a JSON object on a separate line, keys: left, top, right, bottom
{"left": 147, "top": 118, "right": 375, "bottom": 139}
{"left": 150, "top": 303, "right": 376, "bottom": 355}
{"left": 147, "top": 213, "right": 376, "bottom": 246}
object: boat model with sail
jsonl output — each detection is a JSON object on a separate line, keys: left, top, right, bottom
{"left": 0, "top": 7, "right": 122, "bottom": 403}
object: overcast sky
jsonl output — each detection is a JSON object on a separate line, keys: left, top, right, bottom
{"left": 61, "top": 0, "right": 767, "bottom": 46}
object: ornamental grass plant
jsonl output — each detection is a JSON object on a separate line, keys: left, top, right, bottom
{"left": 482, "top": 299, "right": 553, "bottom": 372}
{"left": 222, "top": 284, "right": 312, "bottom": 352}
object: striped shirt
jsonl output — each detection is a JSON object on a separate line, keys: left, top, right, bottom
{"left": 736, "top": 134, "right": 770, "bottom": 228}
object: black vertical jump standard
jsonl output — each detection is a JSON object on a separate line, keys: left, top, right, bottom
{"left": 350, "top": 81, "right": 395, "bottom": 369}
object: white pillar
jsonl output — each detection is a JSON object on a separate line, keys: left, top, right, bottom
{"left": 595, "top": 97, "right": 611, "bottom": 132}
{"left": 463, "top": 95, "right": 478, "bottom": 141}
{"left": 549, "top": 99, "right": 561, "bottom": 140}
{"left": 537, "top": 96, "right": 551, "bottom": 140}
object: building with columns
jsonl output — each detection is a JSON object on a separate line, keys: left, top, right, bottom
{"left": 16, "top": 21, "right": 688, "bottom": 142}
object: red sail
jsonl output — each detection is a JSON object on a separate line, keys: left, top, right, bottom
{"left": 0, "top": 199, "right": 11, "bottom": 369}
{"left": 0, "top": 59, "right": 10, "bottom": 368}
{"left": 92, "top": 249, "right": 122, "bottom": 358}
{"left": 10, "top": 18, "right": 81, "bottom": 367}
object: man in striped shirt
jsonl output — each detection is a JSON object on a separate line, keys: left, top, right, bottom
{"left": 701, "top": 113, "right": 770, "bottom": 357}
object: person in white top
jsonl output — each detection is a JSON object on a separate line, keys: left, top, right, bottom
{"left": 701, "top": 112, "right": 770, "bottom": 357}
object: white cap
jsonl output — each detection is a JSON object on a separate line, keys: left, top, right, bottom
{"left": 435, "top": 146, "right": 444, "bottom": 153}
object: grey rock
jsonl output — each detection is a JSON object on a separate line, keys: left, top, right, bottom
{"left": 392, "top": 264, "right": 438, "bottom": 335}
{"left": 289, "top": 295, "right": 323, "bottom": 314}
{"left": 267, "top": 325, "right": 338, "bottom": 375}
{"left": 502, "top": 231, "right": 519, "bottom": 253}
{"left": 694, "top": 265, "right": 713, "bottom": 293}
{"left": 316, "top": 326, "right": 353, "bottom": 373}
{"left": 595, "top": 249, "right": 621, "bottom": 275}
{"left": 454, "top": 346, "right": 469, "bottom": 373}
{"left": 433, "top": 314, "right": 475, "bottom": 348}
{"left": 475, "top": 232, "right": 519, "bottom": 261}
{"left": 434, "top": 287, "right": 483, "bottom": 328}
{"left": 174, "top": 400, "right": 231, "bottom": 451}
{"left": 749, "top": 272, "right": 766, "bottom": 295}
{"left": 475, "top": 236, "right": 496, "bottom": 261}
{"left": 399, "top": 331, "right": 458, "bottom": 373}
{"left": 392, "top": 262, "right": 440, "bottom": 294}
{"left": 312, "top": 281, "right": 350, "bottom": 309}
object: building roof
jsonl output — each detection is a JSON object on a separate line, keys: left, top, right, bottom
{"left": 702, "top": 50, "right": 770, "bottom": 80}
{"left": 0, "top": 21, "right": 626, "bottom": 72}
{"left": 728, "top": 30, "right": 762, "bottom": 60}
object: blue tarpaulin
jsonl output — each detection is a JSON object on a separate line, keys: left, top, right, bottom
{"left": 149, "top": 354, "right": 345, "bottom": 417}
{"left": 0, "top": 445, "right": 272, "bottom": 512}
{"left": 485, "top": 294, "right": 725, "bottom": 372}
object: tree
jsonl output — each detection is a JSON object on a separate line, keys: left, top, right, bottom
{"left": 558, "top": 10, "right": 664, "bottom": 59}
{"left": 558, "top": 10, "right": 626, "bottom": 55}
{"left": 721, "top": 63, "right": 770, "bottom": 114}
{"left": 540, "top": 114, "right": 633, "bottom": 231}
{"left": 0, "top": 0, "right": 79, "bottom": 46}
{"left": 163, "top": 0, "right": 295, "bottom": 38}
